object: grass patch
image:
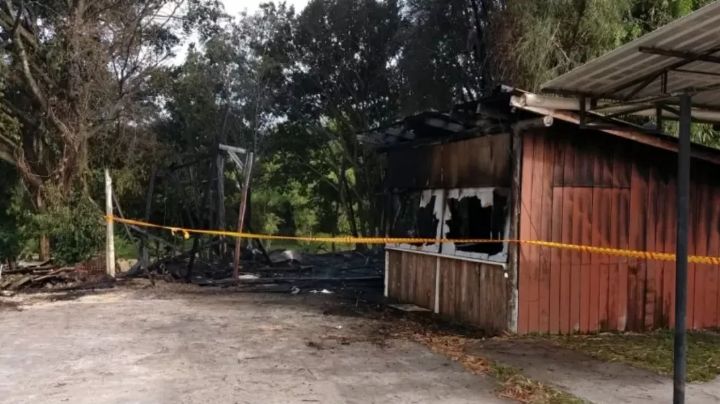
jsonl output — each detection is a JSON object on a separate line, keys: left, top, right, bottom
{"left": 114, "top": 235, "right": 138, "bottom": 259}
{"left": 548, "top": 330, "right": 720, "bottom": 382}
{"left": 490, "top": 363, "right": 584, "bottom": 404}
{"left": 406, "top": 331, "right": 583, "bottom": 403}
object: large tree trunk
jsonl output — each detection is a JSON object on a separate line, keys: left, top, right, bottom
{"left": 39, "top": 235, "right": 50, "bottom": 261}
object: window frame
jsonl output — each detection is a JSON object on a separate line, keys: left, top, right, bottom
{"left": 388, "top": 187, "right": 510, "bottom": 263}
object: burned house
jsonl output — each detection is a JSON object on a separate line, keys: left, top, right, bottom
{"left": 363, "top": 87, "right": 720, "bottom": 335}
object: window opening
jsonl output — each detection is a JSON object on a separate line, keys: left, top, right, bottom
{"left": 444, "top": 189, "right": 508, "bottom": 257}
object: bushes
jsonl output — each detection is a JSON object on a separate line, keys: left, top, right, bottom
{"left": 32, "top": 192, "right": 104, "bottom": 265}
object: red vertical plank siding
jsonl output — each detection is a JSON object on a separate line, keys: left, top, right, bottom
{"left": 518, "top": 133, "right": 536, "bottom": 334}
{"left": 628, "top": 161, "right": 647, "bottom": 331}
{"left": 598, "top": 189, "right": 612, "bottom": 330}
{"left": 693, "top": 182, "right": 709, "bottom": 329}
{"left": 550, "top": 187, "right": 564, "bottom": 333}
{"left": 517, "top": 129, "right": 720, "bottom": 334}
{"left": 549, "top": 139, "right": 566, "bottom": 334}
{"left": 578, "top": 188, "right": 593, "bottom": 332}
{"left": 538, "top": 136, "right": 554, "bottom": 333}
{"left": 664, "top": 176, "right": 678, "bottom": 328}
{"left": 702, "top": 184, "right": 717, "bottom": 328}
{"left": 589, "top": 186, "right": 602, "bottom": 331}
{"left": 688, "top": 182, "right": 698, "bottom": 329}
{"left": 560, "top": 187, "right": 574, "bottom": 333}
{"left": 617, "top": 187, "right": 631, "bottom": 331}
{"left": 527, "top": 133, "right": 545, "bottom": 332}
{"left": 570, "top": 188, "right": 583, "bottom": 333}
{"left": 708, "top": 188, "right": 720, "bottom": 327}
{"left": 645, "top": 166, "right": 662, "bottom": 330}
{"left": 643, "top": 169, "right": 656, "bottom": 331}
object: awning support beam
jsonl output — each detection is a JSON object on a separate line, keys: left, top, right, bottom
{"left": 640, "top": 46, "right": 720, "bottom": 64}
{"left": 600, "top": 45, "right": 720, "bottom": 98}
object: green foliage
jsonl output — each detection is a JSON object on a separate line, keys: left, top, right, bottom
{"left": 487, "top": 0, "right": 633, "bottom": 90}
{"left": 486, "top": 0, "right": 715, "bottom": 91}
{"left": 398, "top": 0, "right": 484, "bottom": 112}
{"left": 0, "top": 167, "right": 22, "bottom": 262}
{"left": 32, "top": 191, "right": 104, "bottom": 265}
{"left": 250, "top": 158, "right": 320, "bottom": 236}
{"left": 624, "top": 0, "right": 715, "bottom": 39}
{"left": 114, "top": 235, "right": 138, "bottom": 260}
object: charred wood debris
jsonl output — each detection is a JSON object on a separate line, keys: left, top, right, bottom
{"left": 124, "top": 246, "right": 384, "bottom": 295}
{"left": 0, "top": 257, "right": 114, "bottom": 295}
{"left": 0, "top": 247, "right": 384, "bottom": 296}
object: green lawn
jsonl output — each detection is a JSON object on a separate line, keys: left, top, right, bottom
{"left": 549, "top": 330, "right": 720, "bottom": 382}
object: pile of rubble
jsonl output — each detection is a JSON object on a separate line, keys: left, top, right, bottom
{"left": 0, "top": 257, "right": 114, "bottom": 293}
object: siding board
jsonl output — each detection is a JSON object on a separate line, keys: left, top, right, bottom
{"left": 528, "top": 134, "right": 546, "bottom": 332}
{"left": 386, "top": 249, "right": 508, "bottom": 333}
{"left": 539, "top": 135, "right": 554, "bottom": 333}
{"left": 518, "top": 132, "right": 536, "bottom": 334}
{"left": 518, "top": 128, "right": 720, "bottom": 333}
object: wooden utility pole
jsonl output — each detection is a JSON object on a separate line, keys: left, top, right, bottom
{"left": 105, "top": 169, "right": 116, "bottom": 278}
{"left": 232, "top": 152, "right": 254, "bottom": 278}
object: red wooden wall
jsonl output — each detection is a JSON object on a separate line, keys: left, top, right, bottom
{"left": 518, "top": 127, "right": 720, "bottom": 334}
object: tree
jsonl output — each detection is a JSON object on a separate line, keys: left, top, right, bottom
{"left": 397, "top": 0, "right": 484, "bottom": 113}
{"left": 482, "top": 0, "right": 716, "bottom": 91}
{"left": 0, "top": 0, "right": 222, "bottom": 258}
{"left": 263, "top": 0, "right": 403, "bottom": 238}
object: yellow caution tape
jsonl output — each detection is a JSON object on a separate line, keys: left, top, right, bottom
{"left": 105, "top": 215, "right": 720, "bottom": 265}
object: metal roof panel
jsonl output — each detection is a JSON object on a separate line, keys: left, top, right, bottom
{"left": 542, "top": 1, "right": 720, "bottom": 108}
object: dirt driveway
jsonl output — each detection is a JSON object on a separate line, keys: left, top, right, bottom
{"left": 0, "top": 285, "right": 507, "bottom": 404}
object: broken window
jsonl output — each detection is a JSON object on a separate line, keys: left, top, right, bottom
{"left": 389, "top": 190, "right": 443, "bottom": 250}
{"left": 442, "top": 188, "right": 509, "bottom": 261}
{"left": 387, "top": 188, "right": 509, "bottom": 262}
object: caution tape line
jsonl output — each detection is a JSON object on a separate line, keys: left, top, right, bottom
{"left": 106, "top": 215, "right": 720, "bottom": 265}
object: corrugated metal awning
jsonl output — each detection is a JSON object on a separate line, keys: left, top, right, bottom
{"left": 542, "top": 1, "right": 720, "bottom": 111}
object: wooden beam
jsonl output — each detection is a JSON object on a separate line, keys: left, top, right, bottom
{"left": 639, "top": 46, "right": 720, "bottom": 64}
{"left": 673, "top": 68, "right": 720, "bottom": 78}
{"left": 597, "top": 45, "right": 720, "bottom": 97}
{"left": 232, "top": 152, "right": 254, "bottom": 278}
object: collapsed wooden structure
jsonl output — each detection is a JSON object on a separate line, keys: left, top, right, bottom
{"left": 363, "top": 87, "right": 720, "bottom": 335}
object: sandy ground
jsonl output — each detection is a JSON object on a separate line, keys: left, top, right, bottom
{"left": 470, "top": 338, "right": 720, "bottom": 404}
{"left": 0, "top": 284, "right": 508, "bottom": 404}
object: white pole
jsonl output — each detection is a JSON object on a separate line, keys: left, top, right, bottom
{"left": 384, "top": 250, "right": 389, "bottom": 297}
{"left": 105, "top": 169, "right": 116, "bottom": 278}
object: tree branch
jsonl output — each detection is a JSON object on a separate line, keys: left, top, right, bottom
{"left": 0, "top": 144, "right": 15, "bottom": 165}
{"left": 5, "top": 0, "right": 73, "bottom": 141}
